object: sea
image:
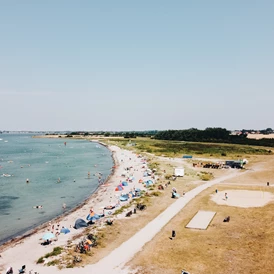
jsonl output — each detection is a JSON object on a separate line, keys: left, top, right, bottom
{"left": 0, "top": 134, "right": 113, "bottom": 245}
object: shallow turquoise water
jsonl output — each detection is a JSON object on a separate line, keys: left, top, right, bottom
{"left": 0, "top": 134, "right": 113, "bottom": 244}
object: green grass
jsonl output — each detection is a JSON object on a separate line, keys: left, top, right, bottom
{"left": 112, "top": 203, "right": 132, "bottom": 215}
{"left": 37, "top": 257, "right": 45, "bottom": 264}
{"left": 47, "top": 259, "right": 60, "bottom": 266}
{"left": 102, "top": 137, "right": 272, "bottom": 157}
{"left": 44, "top": 247, "right": 63, "bottom": 258}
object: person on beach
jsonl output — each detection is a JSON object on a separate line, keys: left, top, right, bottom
{"left": 6, "top": 266, "right": 13, "bottom": 274}
{"left": 225, "top": 193, "right": 228, "bottom": 200}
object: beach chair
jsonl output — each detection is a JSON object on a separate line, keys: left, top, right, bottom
{"left": 18, "top": 265, "right": 26, "bottom": 273}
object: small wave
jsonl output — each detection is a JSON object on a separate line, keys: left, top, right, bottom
{"left": 1, "top": 174, "right": 11, "bottom": 177}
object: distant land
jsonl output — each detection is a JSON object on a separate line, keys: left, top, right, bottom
{"left": 1, "top": 128, "right": 273, "bottom": 136}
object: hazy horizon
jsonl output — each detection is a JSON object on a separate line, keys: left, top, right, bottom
{"left": 1, "top": 1, "right": 273, "bottom": 131}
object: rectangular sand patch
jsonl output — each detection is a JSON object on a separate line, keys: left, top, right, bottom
{"left": 186, "top": 210, "right": 216, "bottom": 230}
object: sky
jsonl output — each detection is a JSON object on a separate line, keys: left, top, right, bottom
{"left": 0, "top": 1, "right": 273, "bottom": 131}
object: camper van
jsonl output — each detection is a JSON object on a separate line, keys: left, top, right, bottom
{"left": 174, "top": 168, "right": 184, "bottom": 177}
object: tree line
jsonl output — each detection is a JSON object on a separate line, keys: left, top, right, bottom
{"left": 154, "top": 128, "right": 274, "bottom": 147}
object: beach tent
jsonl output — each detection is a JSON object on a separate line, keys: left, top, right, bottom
{"left": 119, "top": 194, "right": 129, "bottom": 202}
{"left": 115, "top": 185, "right": 124, "bottom": 191}
{"left": 119, "top": 196, "right": 128, "bottom": 202}
{"left": 87, "top": 213, "right": 101, "bottom": 221}
{"left": 143, "top": 172, "right": 148, "bottom": 177}
{"left": 74, "top": 218, "right": 88, "bottom": 229}
{"left": 119, "top": 193, "right": 129, "bottom": 201}
{"left": 122, "top": 181, "right": 128, "bottom": 186}
{"left": 145, "top": 180, "right": 153, "bottom": 187}
{"left": 60, "top": 227, "right": 70, "bottom": 234}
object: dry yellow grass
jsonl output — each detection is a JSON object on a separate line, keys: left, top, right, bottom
{"left": 127, "top": 155, "right": 274, "bottom": 274}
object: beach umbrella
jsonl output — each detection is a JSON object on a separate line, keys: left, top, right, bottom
{"left": 42, "top": 232, "right": 55, "bottom": 240}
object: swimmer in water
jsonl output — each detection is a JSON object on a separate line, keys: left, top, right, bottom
{"left": 33, "top": 205, "right": 43, "bottom": 209}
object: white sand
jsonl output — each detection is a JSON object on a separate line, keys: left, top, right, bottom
{"left": 211, "top": 190, "right": 274, "bottom": 208}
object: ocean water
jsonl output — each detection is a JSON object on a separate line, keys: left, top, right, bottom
{"left": 0, "top": 134, "right": 113, "bottom": 245}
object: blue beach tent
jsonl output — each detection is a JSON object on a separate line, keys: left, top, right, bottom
{"left": 119, "top": 194, "right": 129, "bottom": 202}
{"left": 122, "top": 181, "right": 128, "bottom": 186}
{"left": 115, "top": 185, "right": 124, "bottom": 191}
{"left": 145, "top": 180, "right": 153, "bottom": 187}
{"left": 74, "top": 218, "right": 88, "bottom": 229}
{"left": 60, "top": 227, "right": 70, "bottom": 234}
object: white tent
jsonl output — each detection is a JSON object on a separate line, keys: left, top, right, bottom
{"left": 174, "top": 168, "right": 184, "bottom": 177}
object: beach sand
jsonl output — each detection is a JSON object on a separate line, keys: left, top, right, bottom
{"left": 0, "top": 144, "right": 148, "bottom": 273}
{"left": 211, "top": 189, "right": 274, "bottom": 208}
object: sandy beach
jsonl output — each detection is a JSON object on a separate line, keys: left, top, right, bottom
{"left": 0, "top": 144, "right": 148, "bottom": 273}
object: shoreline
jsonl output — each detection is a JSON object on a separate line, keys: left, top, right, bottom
{"left": 0, "top": 141, "right": 148, "bottom": 273}
{"left": 0, "top": 140, "right": 116, "bottom": 252}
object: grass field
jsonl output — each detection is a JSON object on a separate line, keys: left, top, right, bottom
{"left": 129, "top": 184, "right": 274, "bottom": 274}
{"left": 100, "top": 137, "right": 273, "bottom": 158}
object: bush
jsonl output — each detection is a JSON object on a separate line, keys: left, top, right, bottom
{"left": 37, "top": 257, "right": 45, "bottom": 264}
{"left": 165, "top": 174, "right": 173, "bottom": 180}
{"left": 150, "top": 191, "right": 161, "bottom": 197}
{"left": 200, "top": 173, "right": 214, "bottom": 181}
{"left": 47, "top": 259, "right": 60, "bottom": 266}
{"left": 44, "top": 246, "right": 63, "bottom": 258}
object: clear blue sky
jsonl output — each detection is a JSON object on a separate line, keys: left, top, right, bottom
{"left": 0, "top": 1, "right": 273, "bottom": 131}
